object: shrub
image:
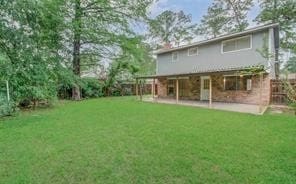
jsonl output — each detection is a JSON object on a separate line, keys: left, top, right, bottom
{"left": 290, "top": 103, "right": 296, "bottom": 115}
{"left": 81, "top": 78, "right": 104, "bottom": 98}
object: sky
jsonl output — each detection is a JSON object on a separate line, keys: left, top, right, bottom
{"left": 149, "top": 0, "right": 261, "bottom": 27}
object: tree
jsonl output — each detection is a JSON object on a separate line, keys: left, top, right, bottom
{"left": 103, "top": 37, "right": 155, "bottom": 95}
{"left": 71, "top": 0, "right": 83, "bottom": 100}
{"left": 284, "top": 56, "right": 296, "bottom": 73}
{"left": 62, "top": 0, "right": 153, "bottom": 100}
{"left": 0, "top": 0, "right": 154, "bottom": 107}
{"left": 216, "top": 0, "right": 253, "bottom": 32}
{"left": 0, "top": 0, "right": 65, "bottom": 108}
{"left": 197, "top": 2, "right": 231, "bottom": 38}
{"left": 256, "top": 0, "right": 296, "bottom": 52}
{"left": 148, "top": 10, "right": 195, "bottom": 48}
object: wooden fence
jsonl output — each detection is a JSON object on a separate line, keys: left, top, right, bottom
{"left": 270, "top": 79, "right": 296, "bottom": 104}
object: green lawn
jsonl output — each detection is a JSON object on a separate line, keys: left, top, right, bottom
{"left": 0, "top": 97, "right": 295, "bottom": 184}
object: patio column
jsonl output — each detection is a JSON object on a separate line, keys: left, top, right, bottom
{"left": 152, "top": 78, "right": 155, "bottom": 100}
{"left": 176, "top": 77, "right": 179, "bottom": 103}
{"left": 209, "top": 76, "right": 212, "bottom": 107}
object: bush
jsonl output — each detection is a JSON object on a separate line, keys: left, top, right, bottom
{"left": 81, "top": 78, "right": 104, "bottom": 98}
{"left": 290, "top": 103, "right": 296, "bottom": 115}
{"left": 111, "top": 89, "right": 121, "bottom": 96}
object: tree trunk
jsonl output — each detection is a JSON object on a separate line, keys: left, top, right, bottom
{"left": 72, "top": 0, "right": 82, "bottom": 100}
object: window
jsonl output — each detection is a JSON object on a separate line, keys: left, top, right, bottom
{"left": 203, "top": 79, "right": 210, "bottom": 90}
{"left": 222, "top": 35, "right": 251, "bottom": 53}
{"left": 224, "top": 75, "right": 252, "bottom": 91}
{"left": 172, "top": 52, "right": 178, "bottom": 62}
{"left": 167, "top": 80, "right": 175, "bottom": 96}
{"left": 188, "top": 47, "right": 198, "bottom": 56}
{"left": 179, "top": 79, "right": 187, "bottom": 97}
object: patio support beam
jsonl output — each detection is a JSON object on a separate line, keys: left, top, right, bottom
{"left": 176, "top": 78, "right": 179, "bottom": 103}
{"left": 152, "top": 78, "right": 155, "bottom": 100}
{"left": 209, "top": 76, "right": 212, "bottom": 107}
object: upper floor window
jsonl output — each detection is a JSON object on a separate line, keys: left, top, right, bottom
{"left": 222, "top": 35, "right": 251, "bottom": 53}
{"left": 188, "top": 47, "right": 198, "bottom": 56}
{"left": 172, "top": 52, "right": 178, "bottom": 62}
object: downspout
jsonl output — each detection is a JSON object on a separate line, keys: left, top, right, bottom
{"left": 268, "top": 27, "right": 276, "bottom": 79}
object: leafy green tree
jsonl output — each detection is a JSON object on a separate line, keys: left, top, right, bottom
{"left": 284, "top": 56, "right": 296, "bottom": 73}
{"left": 103, "top": 37, "right": 155, "bottom": 95}
{"left": 148, "top": 10, "right": 195, "bottom": 48}
{"left": 0, "top": 0, "right": 155, "bottom": 108}
{"left": 0, "top": 0, "right": 65, "bottom": 108}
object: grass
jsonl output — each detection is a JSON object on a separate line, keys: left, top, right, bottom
{"left": 0, "top": 97, "right": 295, "bottom": 184}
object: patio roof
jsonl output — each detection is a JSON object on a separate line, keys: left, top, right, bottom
{"left": 136, "top": 65, "right": 265, "bottom": 79}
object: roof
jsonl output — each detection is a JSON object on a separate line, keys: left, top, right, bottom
{"left": 155, "top": 23, "right": 279, "bottom": 54}
{"left": 136, "top": 65, "right": 265, "bottom": 79}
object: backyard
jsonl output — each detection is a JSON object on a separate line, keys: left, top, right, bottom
{"left": 0, "top": 97, "right": 295, "bottom": 184}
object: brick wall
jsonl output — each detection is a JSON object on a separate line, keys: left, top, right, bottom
{"left": 211, "top": 74, "right": 270, "bottom": 105}
{"left": 157, "top": 77, "right": 167, "bottom": 97}
{"left": 157, "top": 76, "right": 200, "bottom": 100}
{"left": 156, "top": 74, "right": 271, "bottom": 105}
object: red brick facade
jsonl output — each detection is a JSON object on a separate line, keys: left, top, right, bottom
{"left": 156, "top": 74, "right": 270, "bottom": 105}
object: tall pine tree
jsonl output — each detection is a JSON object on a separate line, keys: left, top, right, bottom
{"left": 197, "top": 2, "right": 231, "bottom": 38}
{"left": 222, "top": 0, "right": 253, "bottom": 31}
{"left": 197, "top": 0, "right": 253, "bottom": 39}
{"left": 148, "top": 10, "right": 195, "bottom": 48}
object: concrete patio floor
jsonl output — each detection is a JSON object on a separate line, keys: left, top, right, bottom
{"left": 143, "top": 97, "right": 267, "bottom": 115}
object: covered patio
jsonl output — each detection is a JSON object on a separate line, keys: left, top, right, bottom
{"left": 136, "top": 68, "right": 269, "bottom": 115}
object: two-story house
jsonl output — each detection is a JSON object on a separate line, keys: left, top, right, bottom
{"left": 138, "top": 23, "right": 279, "bottom": 107}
